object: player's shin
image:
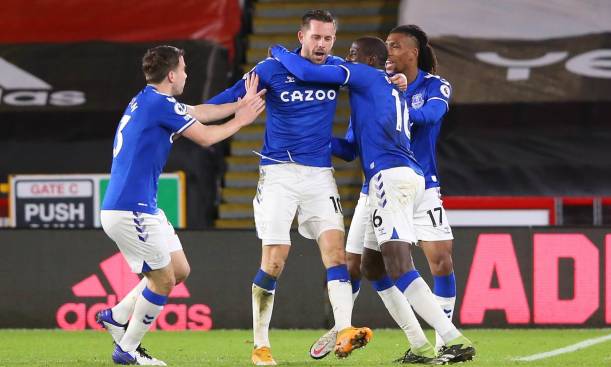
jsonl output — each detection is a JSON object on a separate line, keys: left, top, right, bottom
{"left": 433, "top": 273, "right": 457, "bottom": 350}
{"left": 372, "top": 276, "right": 431, "bottom": 351}
{"left": 119, "top": 287, "right": 167, "bottom": 352}
{"left": 397, "top": 270, "right": 461, "bottom": 344}
{"left": 113, "top": 277, "right": 148, "bottom": 325}
{"left": 329, "top": 277, "right": 360, "bottom": 333}
{"left": 326, "top": 264, "right": 353, "bottom": 330}
{"left": 252, "top": 269, "right": 277, "bottom": 349}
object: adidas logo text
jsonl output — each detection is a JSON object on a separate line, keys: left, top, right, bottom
{"left": 56, "top": 252, "right": 212, "bottom": 331}
{"left": 0, "top": 57, "right": 85, "bottom": 106}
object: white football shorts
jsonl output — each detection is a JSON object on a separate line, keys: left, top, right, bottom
{"left": 414, "top": 187, "right": 454, "bottom": 242}
{"left": 364, "top": 167, "right": 425, "bottom": 252}
{"left": 101, "top": 209, "right": 182, "bottom": 273}
{"left": 253, "top": 163, "right": 344, "bottom": 245}
{"left": 345, "top": 193, "right": 368, "bottom": 255}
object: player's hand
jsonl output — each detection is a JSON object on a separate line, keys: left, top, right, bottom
{"left": 236, "top": 74, "right": 266, "bottom": 127}
{"left": 238, "top": 72, "right": 266, "bottom": 110}
{"left": 244, "top": 72, "right": 263, "bottom": 98}
{"left": 390, "top": 73, "right": 408, "bottom": 91}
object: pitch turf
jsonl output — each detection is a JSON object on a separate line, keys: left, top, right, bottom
{"left": 0, "top": 329, "right": 610, "bottom": 366}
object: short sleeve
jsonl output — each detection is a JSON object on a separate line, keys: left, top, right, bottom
{"left": 426, "top": 76, "right": 452, "bottom": 111}
{"left": 252, "top": 58, "right": 276, "bottom": 89}
{"left": 158, "top": 96, "right": 197, "bottom": 134}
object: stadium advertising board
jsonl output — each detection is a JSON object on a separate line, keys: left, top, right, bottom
{"left": 56, "top": 252, "right": 212, "bottom": 331}
{"left": 9, "top": 173, "right": 185, "bottom": 228}
{"left": 0, "top": 228, "right": 609, "bottom": 329}
{"left": 432, "top": 33, "right": 611, "bottom": 103}
{"left": 0, "top": 41, "right": 222, "bottom": 114}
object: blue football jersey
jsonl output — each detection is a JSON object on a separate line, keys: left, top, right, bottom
{"left": 404, "top": 70, "right": 451, "bottom": 189}
{"left": 102, "top": 85, "right": 196, "bottom": 214}
{"left": 270, "top": 46, "right": 422, "bottom": 188}
{"left": 207, "top": 53, "right": 344, "bottom": 167}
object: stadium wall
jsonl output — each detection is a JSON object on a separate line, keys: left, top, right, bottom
{"left": 1, "top": 228, "right": 610, "bottom": 329}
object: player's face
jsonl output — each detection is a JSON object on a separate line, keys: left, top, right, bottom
{"left": 346, "top": 41, "right": 374, "bottom": 66}
{"left": 346, "top": 42, "right": 360, "bottom": 62}
{"left": 385, "top": 33, "right": 418, "bottom": 74}
{"left": 170, "top": 56, "right": 188, "bottom": 96}
{"left": 298, "top": 20, "right": 336, "bottom": 64}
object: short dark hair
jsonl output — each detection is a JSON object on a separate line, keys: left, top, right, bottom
{"left": 142, "top": 45, "right": 185, "bottom": 84}
{"left": 389, "top": 25, "right": 438, "bottom": 74}
{"left": 301, "top": 9, "right": 337, "bottom": 30}
{"left": 355, "top": 36, "right": 388, "bottom": 68}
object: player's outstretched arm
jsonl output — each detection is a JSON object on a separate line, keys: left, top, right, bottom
{"left": 270, "top": 45, "right": 347, "bottom": 85}
{"left": 188, "top": 74, "right": 262, "bottom": 123}
{"left": 188, "top": 102, "right": 238, "bottom": 123}
{"left": 182, "top": 88, "right": 266, "bottom": 147}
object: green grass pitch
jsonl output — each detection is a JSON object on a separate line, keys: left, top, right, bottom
{"left": 0, "top": 329, "right": 610, "bottom": 366}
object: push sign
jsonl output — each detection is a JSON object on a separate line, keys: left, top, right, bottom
{"left": 13, "top": 179, "right": 94, "bottom": 228}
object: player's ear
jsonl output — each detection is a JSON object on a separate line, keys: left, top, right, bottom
{"left": 167, "top": 70, "right": 175, "bottom": 83}
{"left": 297, "top": 30, "right": 305, "bottom": 44}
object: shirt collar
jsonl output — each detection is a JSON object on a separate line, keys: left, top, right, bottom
{"left": 406, "top": 69, "right": 425, "bottom": 95}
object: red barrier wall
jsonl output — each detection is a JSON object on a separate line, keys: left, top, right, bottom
{"left": 0, "top": 0, "right": 241, "bottom": 58}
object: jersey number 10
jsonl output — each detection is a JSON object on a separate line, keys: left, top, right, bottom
{"left": 391, "top": 89, "right": 410, "bottom": 139}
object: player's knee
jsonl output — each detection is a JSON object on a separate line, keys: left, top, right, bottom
{"left": 148, "top": 274, "right": 176, "bottom": 295}
{"left": 321, "top": 246, "right": 346, "bottom": 268}
{"left": 384, "top": 268, "right": 399, "bottom": 281}
{"left": 262, "top": 258, "right": 285, "bottom": 277}
{"left": 175, "top": 263, "right": 191, "bottom": 284}
{"left": 384, "top": 258, "right": 414, "bottom": 281}
{"left": 430, "top": 253, "right": 454, "bottom": 275}
{"left": 164, "top": 273, "right": 177, "bottom": 290}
